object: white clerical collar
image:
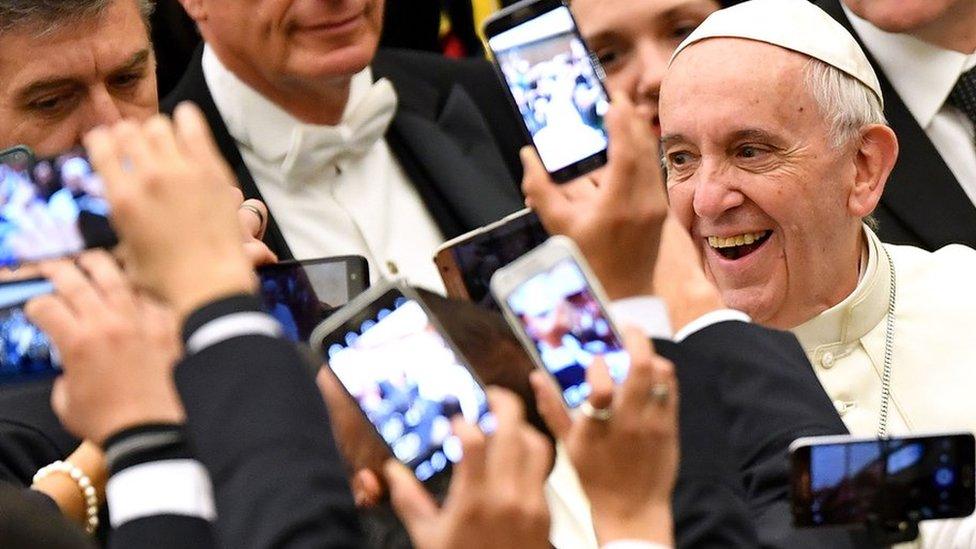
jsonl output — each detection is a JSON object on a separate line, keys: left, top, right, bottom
{"left": 792, "top": 225, "right": 891, "bottom": 351}
{"left": 844, "top": 4, "right": 976, "bottom": 129}
{"left": 201, "top": 44, "right": 394, "bottom": 173}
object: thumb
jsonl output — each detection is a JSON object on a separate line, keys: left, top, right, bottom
{"left": 384, "top": 459, "right": 439, "bottom": 535}
{"left": 529, "top": 370, "right": 572, "bottom": 439}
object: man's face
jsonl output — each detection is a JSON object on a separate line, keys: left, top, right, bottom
{"left": 572, "top": 0, "right": 720, "bottom": 136}
{"left": 842, "top": 0, "right": 965, "bottom": 33}
{"left": 0, "top": 0, "right": 157, "bottom": 157}
{"left": 195, "top": 0, "right": 384, "bottom": 87}
{"left": 660, "top": 39, "right": 863, "bottom": 329}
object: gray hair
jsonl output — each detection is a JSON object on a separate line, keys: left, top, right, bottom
{"left": 0, "top": 0, "right": 154, "bottom": 36}
{"left": 803, "top": 57, "right": 887, "bottom": 149}
{"left": 803, "top": 58, "right": 887, "bottom": 230}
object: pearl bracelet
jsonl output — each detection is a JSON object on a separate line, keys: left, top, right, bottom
{"left": 32, "top": 460, "right": 99, "bottom": 535}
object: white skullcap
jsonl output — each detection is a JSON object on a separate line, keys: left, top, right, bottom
{"left": 670, "top": 0, "right": 883, "bottom": 108}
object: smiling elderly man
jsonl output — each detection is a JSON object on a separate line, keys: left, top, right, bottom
{"left": 660, "top": 1, "right": 976, "bottom": 543}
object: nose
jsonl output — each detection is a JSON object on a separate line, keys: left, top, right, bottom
{"left": 633, "top": 39, "right": 669, "bottom": 108}
{"left": 692, "top": 160, "right": 745, "bottom": 220}
{"left": 79, "top": 85, "right": 124, "bottom": 132}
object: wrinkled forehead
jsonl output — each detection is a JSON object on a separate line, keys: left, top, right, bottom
{"left": 660, "top": 38, "right": 818, "bottom": 132}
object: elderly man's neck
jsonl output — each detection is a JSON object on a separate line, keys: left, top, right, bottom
{"left": 213, "top": 47, "right": 355, "bottom": 126}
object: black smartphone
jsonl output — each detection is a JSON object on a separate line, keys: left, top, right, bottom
{"left": 257, "top": 256, "right": 369, "bottom": 343}
{"left": 309, "top": 281, "right": 494, "bottom": 483}
{"left": 484, "top": 0, "right": 610, "bottom": 182}
{"left": 433, "top": 209, "right": 548, "bottom": 310}
{"left": 790, "top": 433, "right": 976, "bottom": 528}
{"left": 0, "top": 145, "right": 34, "bottom": 171}
{"left": 0, "top": 149, "right": 117, "bottom": 267}
{"left": 0, "top": 277, "right": 59, "bottom": 385}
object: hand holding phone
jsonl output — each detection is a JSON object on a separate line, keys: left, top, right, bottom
{"left": 485, "top": 0, "right": 610, "bottom": 182}
{"left": 529, "top": 324, "right": 678, "bottom": 546}
{"left": 520, "top": 92, "right": 667, "bottom": 301}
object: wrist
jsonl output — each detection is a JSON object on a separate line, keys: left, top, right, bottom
{"left": 592, "top": 500, "right": 673, "bottom": 547}
{"left": 168, "top": 262, "right": 257, "bottom": 322}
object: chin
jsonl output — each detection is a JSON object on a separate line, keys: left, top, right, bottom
{"left": 290, "top": 35, "right": 380, "bottom": 79}
{"left": 719, "top": 285, "right": 782, "bottom": 327}
{"left": 850, "top": 1, "right": 948, "bottom": 32}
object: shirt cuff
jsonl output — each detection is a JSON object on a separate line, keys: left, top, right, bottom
{"left": 602, "top": 541, "right": 672, "bottom": 549}
{"left": 609, "top": 297, "right": 672, "bottom": 339}
{"left": 106, "top": 459, "right": 216, "bottom": 528}
{"left": 673, "top": 309, "right": 751, "bottom": 342}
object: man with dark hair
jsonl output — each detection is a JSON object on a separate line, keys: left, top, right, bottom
{"left": 0, "top": 0, "right": 158, "bottom": 156}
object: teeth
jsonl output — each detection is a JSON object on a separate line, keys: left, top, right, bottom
{"left": 707, "top": 231, "right": 769, "bottom": 249}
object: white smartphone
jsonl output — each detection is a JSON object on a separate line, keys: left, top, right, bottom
{"left": 489, "top": 235, "right": 628, "bottom": 408}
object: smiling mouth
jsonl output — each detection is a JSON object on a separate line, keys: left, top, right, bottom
{"left": 706, "top": 230, "right": 772, "bottom": 260}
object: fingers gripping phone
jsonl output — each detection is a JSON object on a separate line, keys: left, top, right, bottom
{"left": 257, "top": 256, "right": 369, "bottom": 343}
{"left": 490, "top": 236, "right": 627, "bottom": 408}
{"left": 433, "top": 209, "right": 549, "bottom": 310}
{"left": 484, "top": 0, "right": 610, "bottom": 182}
{"left": 309, "top": 282, "right": 494, "bottom": 483}
{"left": 790, "top": 433, "right": 976, "bottom": 531}
{"left": 0, "top": 277, "right": 59, "bottom": 385}
{"left": 0, "top": 149, "right": 116, "bottom": 266}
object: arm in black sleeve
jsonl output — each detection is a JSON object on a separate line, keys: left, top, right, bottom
{"left": 653, "top": 338, "right": 760, "bottom": 549}
{"left": 174, "top": 295, "right": 363, "bottom": 549}
{"left": 680, "top": 321, "right": 880, "bottom": 549}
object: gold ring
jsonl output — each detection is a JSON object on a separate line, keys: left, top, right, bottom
{"left": 650, "top": 383, "right": 670, "bottom": 405}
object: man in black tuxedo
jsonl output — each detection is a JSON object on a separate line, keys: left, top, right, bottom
{"left": 816, "top": 0, "right": 976, "bottom": 250}
{"left": 164, "top": 0, "right": 528, "bottom": 291}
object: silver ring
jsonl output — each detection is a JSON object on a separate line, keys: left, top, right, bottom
{"left": 580, "top": 401, "right": 613, "bottom": 421}
{"left": 240, "top": 203, "right": 266, "bottom": 231}
{"left": 650, "top": 383, "right": 670, "bottom": 405}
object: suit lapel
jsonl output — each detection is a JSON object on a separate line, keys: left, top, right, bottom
{"left": 373, "top": 52, "right": 524, "bottom": 239}
{"left": 819, "top": 0, "right": 976, "bottom": 249}
{"left": 162, "top": 47, "right": 295, "bottom": 260}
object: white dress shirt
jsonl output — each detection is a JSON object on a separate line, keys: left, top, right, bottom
{"left": 845, "top": 6, "right": 976, "bottom": 202}
{"left": 201, "top": 46, "right": 447, "bottom": 293}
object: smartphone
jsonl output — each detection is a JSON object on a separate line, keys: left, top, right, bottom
{"left": 433, "top": 209, "right": 549, "bottom": 309}
{"left": 484, "top": 0, "right": 610, "bottom": 182}
{"left": 309, "top": 281, "right": 494, "bottom": 482}
{"left": 0, "top": 149, "right": 116, "bottom": 266}
{"left": 0, "top": 277, "right": 59, "bottom": 385}
{"left": 790, "top": 432, "right": 976, "bottom": 528}
{"left": 257, "top": 256, "right": 369, "bottom": 343}
{"left": 0, "top": 146, "right": 34, "bottom": 171}
{"left": 490, "top": 236, "right": 627, "bottom": 408}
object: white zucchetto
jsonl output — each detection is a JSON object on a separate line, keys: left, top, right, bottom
{"left": 670, "top": 0, "right": 884, "bottom": 108}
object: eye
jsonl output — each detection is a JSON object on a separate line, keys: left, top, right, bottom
{"left": 27, "top": 92, "right": 78, "bottom": 115}
{"left": 671, "top": 23, "right": 698, "bottom": 41}
{"left": 668, "top": 151, "right": 692, "bottom": 166}
{"left": 738, "top": 145, "right": 766, "bottom": 159}
{"left": 109, "top": 71, "right": 143, "bottom": 90}
{"left": 595, "top": 48, "right": 620, "bottom": 70}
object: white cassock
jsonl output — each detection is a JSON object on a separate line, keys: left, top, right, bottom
{"left": 793, "top": 225, "right": 976, "bottom": 547}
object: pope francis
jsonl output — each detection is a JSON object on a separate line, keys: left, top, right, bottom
{"left": 661, "top": 0, "right": 976, "bottom": 545}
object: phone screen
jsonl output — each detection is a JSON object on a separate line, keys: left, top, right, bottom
{"left": 0, "top": 278, "right": 58, "bottom": 384}
{"left": 258, "top": 257, "right": 369, "bottom": 343}
{"left": 503, "top": 257, "right": 627, "bottom": 408}
{"left": 321, "top": 289, "right": 493, "bottom": 481}
{"left": 450, "top": 211, "right": 549, "bottom": 310}
{"left": 0, "top": 150, "right": 116, "bottom": 266}
{"left": 793, "top": 434, "right": 976, "bottom": 526}
{"left": 488, "top": 5, "right": 609, "bottom": 175}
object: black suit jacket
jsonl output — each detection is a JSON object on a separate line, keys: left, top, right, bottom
{"left": 817, "top": 0, "right": 976, "bottom": 250}
{"left": 668, "top": 321, "right": 879, "bottom": 548}
{"left": 161, "top": 47, "right": 528, "bottom": 260}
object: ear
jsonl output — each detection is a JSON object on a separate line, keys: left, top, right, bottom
{"left": 178, "top": 0, "right": 208, "bottom": 23}
{"left": 848, "top": 124, "right": 898, "bottom": 218}
{"left": 352, "top": 468, "right": 385, "bottom": 509}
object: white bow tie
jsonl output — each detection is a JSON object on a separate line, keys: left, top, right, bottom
{"left": 281, "top": 78, "right": 397, "bottom": 183}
